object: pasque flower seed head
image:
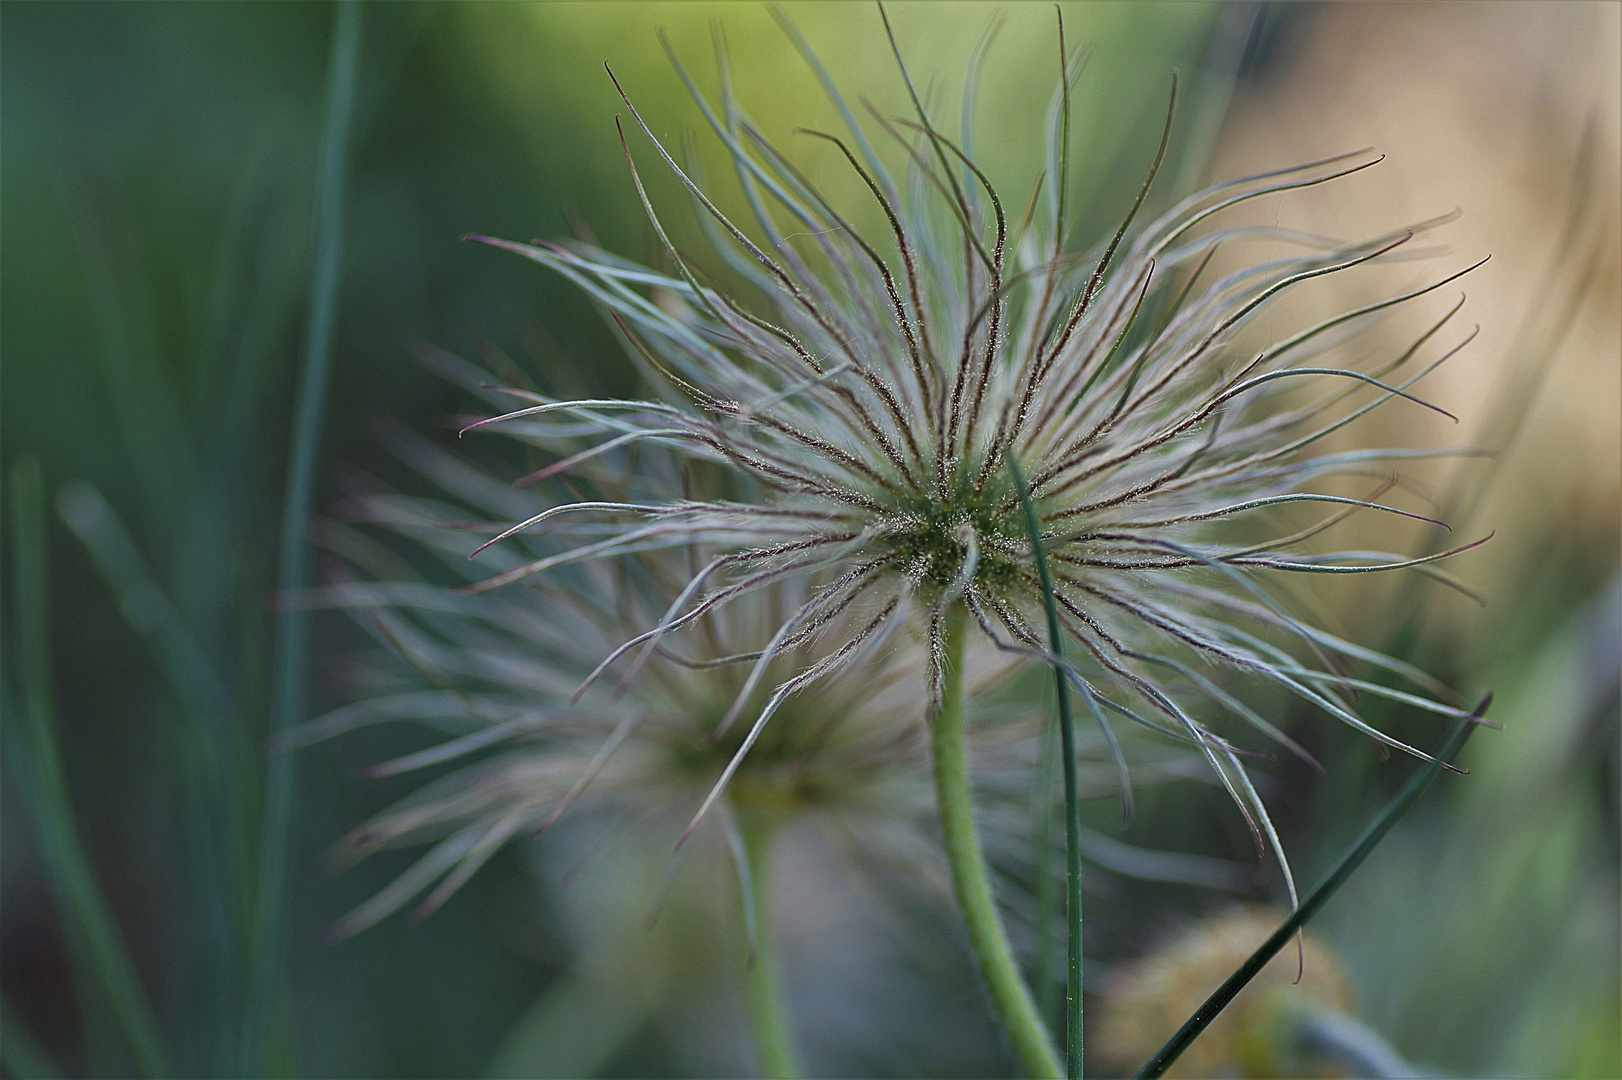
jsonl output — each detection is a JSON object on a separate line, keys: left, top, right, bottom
{"left": 456, "top": 8, "right": 1488, "bottom": 908}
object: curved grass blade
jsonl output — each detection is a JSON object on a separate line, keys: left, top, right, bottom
{"left": 5, "top": 458, "right": 173, "bottom": 1078}
{"left": 57, "top": 482, "right": 242, "bottom": 1072}
{"left": 56, "top": 483, "right": 234, "bottom": 729}
{"left": 1, "top": 994, "right": 64, "bottom": 1080}
{"left": 243, "top": 3, "right": 363, "bottom": 1072}
{"left": 1133, "top": 698, "right": 1489, "bottom": 1079}
{"left": 1008, "top": 453, "right": 1082, "bottom": 1079}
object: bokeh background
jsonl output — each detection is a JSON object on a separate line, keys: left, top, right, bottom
{"left": 2, "top": 2, "right": 1617, "bottom": 1077}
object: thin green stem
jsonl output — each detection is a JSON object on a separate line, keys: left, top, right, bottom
{"left": 1008, "top": 453, "right": 1084, "bottom": 1079}
{"left": 243, "top": 3, "right": 363, "bottom": 1072}
{"left": 931, "top": 605, "right": 1063, "bottom": 1079}
{"left": 1033, "top": 711, "right": 1060, "bottom": 1025}
{"left": 5, "top": 458, "right": 172, "bottom": 1078}
{"left": 740, "top": 819, "right": 802, "bottom": 1079}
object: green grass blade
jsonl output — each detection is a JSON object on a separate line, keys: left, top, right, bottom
{"left": 1033, "top": 708, "right": 1060, "bottom": 1026}
{"left": 242, "top": 3, "right": 364, "bottom": 1072}
{"left": 5, "top": 457, "right": 173, "bottom": 1078}
{"left": 0, "top": 702, "right": 120, "bottom": 1074}
{"left": 1, "top": 994, "right": 64, "bottom": 1080}
{"left": 1008, "top": 453, "right": 1083, "bottom": 1080}
{"left": 56, "top": 482, "right": 233, "bottom": 732}
{"left": 1134, "top": 700, "right": 1490, "bottom": 1079}
{"left": 56, "top": 480, "right": 245, "bottom": 1072}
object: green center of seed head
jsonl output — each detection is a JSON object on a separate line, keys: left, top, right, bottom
{"left": 877, "top": 477, "right": 1025, "bottom": 600}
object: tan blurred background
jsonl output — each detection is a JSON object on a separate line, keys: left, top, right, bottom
{"left": 1211, "top": 1, "right": 1620, "bottom": 635}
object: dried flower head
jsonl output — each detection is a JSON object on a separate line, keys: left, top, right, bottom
{"left": 458, "top": 6, "right": 1488, "bottom": 906}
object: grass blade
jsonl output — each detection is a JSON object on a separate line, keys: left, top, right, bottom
{"left": 56, "top": 480, "right": 245, "bottom": 1072}
{"left": 56, "top": 482, "right": 234, "bottom": 729}
{"left": 1133, "top": 699, "right": 1490, "bottom": 1079}
{"left": 5, "top": 457, "right": 173, "bottom": 1078}
{"left": 1008, "top": 453, "right": 1083, "bottom": 1079}
{"left": 1033, "top": 707, "right": 1061, "bottom": 1026}
{"left": 242, "top": 3, "right": 364, "bottom": 1071}
{"left": 1, "top": 994, "right": 64, "bottom": 1080}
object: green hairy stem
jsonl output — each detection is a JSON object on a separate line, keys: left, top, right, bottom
{"left": 741, "top": 819, "right": 802, "bottom": 1079}
{"left": 931, "top": 605, "right": 1063, "bottom": 1078}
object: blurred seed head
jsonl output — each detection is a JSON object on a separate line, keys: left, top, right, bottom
{"left": 1095, "top": 906, "right": 1354, "bottom": 1079}
{"left": 291, "top": 403, "right": 1167, "bottom": 941}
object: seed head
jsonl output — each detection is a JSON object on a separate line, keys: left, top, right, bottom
{"left": 461, "top": 10, "right": 1489, "bottom": 900}
{"left": 1095, "top": 907, "right": 1356, "bottom": 1079}
{"left": 290, "top": 414, "right": 1167, "bottom": 937}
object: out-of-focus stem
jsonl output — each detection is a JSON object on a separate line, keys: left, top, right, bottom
{"left": 244, "top": 3, "right": 363, "bottom": 1073}
{"left": 741, "top": 819, "right": 802, "bottom": 1079}
{"left": 931, "top": 604, "right": 1063, "bottom": 1079}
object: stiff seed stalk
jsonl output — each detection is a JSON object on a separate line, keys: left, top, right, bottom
{"left": 931, "top": 605, "right": 1063, "bottom": 1078}
{"left": 741, "top": 818, "right": 802, "bottom": 1079}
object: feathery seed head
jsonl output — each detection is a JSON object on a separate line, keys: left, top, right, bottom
{"left": 458, "top": 8, "right": 1487, "bottom": 889}
{"left": 291, "top": 414, "right": 1159, "bottom": 937}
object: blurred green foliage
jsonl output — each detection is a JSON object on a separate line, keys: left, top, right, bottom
{"left": 2, "top": 3, "right": 1615, "bottom": 1079}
